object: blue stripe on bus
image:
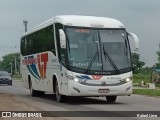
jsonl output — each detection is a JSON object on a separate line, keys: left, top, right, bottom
{"left": 30, "top": 64, "right": 40, "bottom": 79}
{"left": 76, "top": 76, "right": 92, "bottom": 80}
{"left": 26, "top": 65, "right": 40, "bottom": 80}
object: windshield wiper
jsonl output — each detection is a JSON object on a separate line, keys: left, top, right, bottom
{"left": 84, "top": 51, "right": 99, "bottom": 74}
{"left": 84, "top": 41, "right": 100, "bottom": 74}
{"left": 103, "top": 44, "right": 120, "bottom": 73}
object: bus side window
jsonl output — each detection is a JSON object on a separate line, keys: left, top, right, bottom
{"left": 21, "top": 37, "right": 26, "bottom": 56}
{"left": 42, "top": 26, "right": 56, "bottom": 55}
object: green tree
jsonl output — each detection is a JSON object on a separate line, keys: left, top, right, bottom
{"left": 0, "top": 53, "right": 20, "bottom": 74}
{"left": 155, "top": 50, "right": 160, "bottom": 68}
{"left": 140, "top": 66, "right": 152, "bottom": 74}
{"left": 131, "top": 53, "right": 145, "bottom": 74}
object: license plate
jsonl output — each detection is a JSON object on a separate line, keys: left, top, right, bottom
{"left": 98, "top": 89, "right": 110, "bottom": 93}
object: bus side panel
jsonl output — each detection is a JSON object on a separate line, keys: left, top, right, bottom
{"left": 40, "top": 52, "right": 60, "bottom": 92}
{"left": 21, "top": 54, "right": 29, "bottom": 89}
{"left": 21, "top": 69, "right": 29, "bottom": 89}
{"left": 21, "top": 52, "right": 61, "bottom": 93}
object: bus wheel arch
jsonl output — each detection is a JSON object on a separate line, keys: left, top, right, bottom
{"left": 52, "top": 75, "right": 57, "bottom": 93}
{"left": 28, "top": 75, "right": 40, "bottom": 97}
{"left": 28, "top": 75, "right": 31, "bottom": 89}
{"left": 52, "top": 75, "right": 65, "bottom": 103}
{"left": 28, "top": 75, "right": 35, "bottom": 96}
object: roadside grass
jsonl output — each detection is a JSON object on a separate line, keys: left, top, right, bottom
{"left": 133, "top": 73, "right": 160, "bottom": 87}
{"left": 133, "top": 89, "right": 160, "bottom": 96}
{"left": 133, "top": 73, "right": 151, "bottom": 83}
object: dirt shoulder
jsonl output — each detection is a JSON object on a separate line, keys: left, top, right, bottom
{"left": 0, "top": 93, "right": 63, "bottom": 120}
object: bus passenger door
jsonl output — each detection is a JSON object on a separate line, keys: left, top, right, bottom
{"left": 55, "top": 23, "right": 68, "bottom": 95}
{"left": 58, "top": 46, "right": 68, "bottom": 95}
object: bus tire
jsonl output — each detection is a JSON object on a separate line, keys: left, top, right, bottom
{"left": 55, "top": 80, "right": 65, "bottom": 103}
{"left": 106, "top": 96, "right": 117, "bottom": 103}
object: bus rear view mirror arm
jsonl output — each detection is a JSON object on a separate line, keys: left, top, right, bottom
{"left": 59, "top": 29, "right": 66, "bottom": 48}
{"left": 127, "top": 32, "right": 139, "bottom": 51}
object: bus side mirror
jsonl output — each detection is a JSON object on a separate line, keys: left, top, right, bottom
{"left": 59, "top": 29, "right": 66, "bottom": 48}
{"left": 127, "top": 32, "right": 139, "bottom": 51}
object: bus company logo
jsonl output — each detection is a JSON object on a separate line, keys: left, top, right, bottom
{"left": 92, "top": 75, "right": 103, "bottom": 80}
{"left": 22, "top": 53, "right": 48, "bottom": 80}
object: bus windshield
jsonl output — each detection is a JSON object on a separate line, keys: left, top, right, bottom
{"left": 65, "top": 27, "right": 131, "bottom": 74}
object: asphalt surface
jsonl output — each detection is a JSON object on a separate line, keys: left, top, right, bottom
{"left": 0, "top": 80, "right": 160, "bottom": 120}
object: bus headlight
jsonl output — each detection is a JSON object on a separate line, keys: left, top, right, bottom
{"left": 74, "top": 77, "right": 79, "bottom": 82}
{"left": 126, "top": 78, "right": 131, "bottom": 82}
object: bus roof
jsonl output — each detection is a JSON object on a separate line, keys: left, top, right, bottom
{"left": 22, "top": 15, "right": 125, "bottom": 37}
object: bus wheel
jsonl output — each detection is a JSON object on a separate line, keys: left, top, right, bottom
{"left": 106, "top": 96, "right": 117, "bottom": 103}
{"left": 55, "top": 80, "right": 65, "bottom": 103}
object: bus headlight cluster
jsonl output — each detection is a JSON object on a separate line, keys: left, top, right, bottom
{"left": 74, "top": 77, "right": 86, "bottom": 83}
{"left": 122, "top": 77, "right": 132, "bottom": 83}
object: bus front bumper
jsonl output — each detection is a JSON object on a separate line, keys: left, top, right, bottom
{"left": 68, "top": 81, "right": 132, "bottom": 96}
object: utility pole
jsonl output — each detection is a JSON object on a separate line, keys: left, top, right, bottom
{"left": 23, "top": 19, "right": 28, "bottom": 32}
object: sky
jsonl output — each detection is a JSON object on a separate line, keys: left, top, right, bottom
{"left": 0, "top": 0, "right": 160, "bottom": 66}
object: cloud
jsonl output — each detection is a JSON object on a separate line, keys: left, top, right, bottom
{"left": 0, "top": 0, "right": 160, "bottom": 66}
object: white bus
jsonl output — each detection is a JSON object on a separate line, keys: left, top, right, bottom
{"left": 20, "top": 15, "right": 139, "bottom": 103}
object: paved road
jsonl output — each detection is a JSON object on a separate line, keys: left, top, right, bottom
{"left": 0, "top": 80, "right": 160, "bottom": 120}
